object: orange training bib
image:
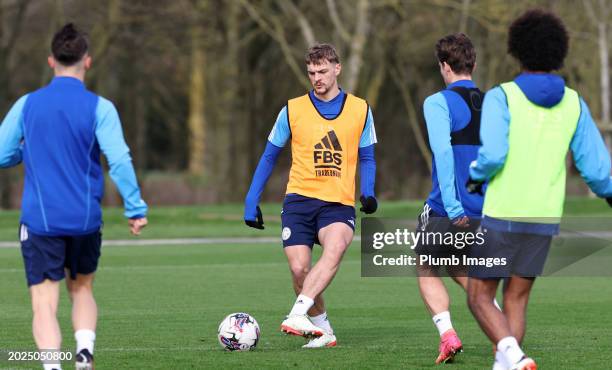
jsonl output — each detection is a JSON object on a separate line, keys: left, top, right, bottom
{"left": 285, "top": 93, "right": 368, "bottom": 206}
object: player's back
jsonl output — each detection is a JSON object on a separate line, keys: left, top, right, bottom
{"left": 21, "top": 76, "right": 103, "bottom": 236}
{"left": 426, "top": 82, "right": 485, "bottom": 217}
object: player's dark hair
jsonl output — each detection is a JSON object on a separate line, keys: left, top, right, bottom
{"left": 51, "top": 23, "right": 89, "bottom": 66}
{"left": 508, "top": 9, "right": 568, "bottom": 72}
{"left": 435, "top": 33, "right": 476, "bottom": 75}
{"left": 305, "top": 43, "right": 340, "bottom": 65}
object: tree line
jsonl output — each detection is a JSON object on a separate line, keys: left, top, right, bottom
{"left": 0, "top": 0, "right": 610, "bottom": 206}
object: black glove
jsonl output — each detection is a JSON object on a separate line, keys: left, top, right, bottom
{"left": 244, "top": 206, "right": 265, "bottom": 229}
{"left": 606, "top": 197, "right": 612, "bottom": 208}
{"left": 360, "top": 195, "right": 378, "bottom": 214}
{"left": 466, "top": 177, "right": 484, "bottom": 196}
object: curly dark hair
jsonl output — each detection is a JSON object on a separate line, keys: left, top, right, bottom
{"left": 508, "top": 9, "right": 568, "bottom": 72}
{"left": 435, "top": 33, "right": 476, "bottom": 75}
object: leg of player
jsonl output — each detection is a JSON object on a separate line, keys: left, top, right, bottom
{"left": 468, "top": 278, "right": 535, "bottom": 370}
{"left": 418, "top": 267, "right": 464, "bottom": 364}
{"left": 284, "top": 246, "right": 336, "bottom": 348}
{"left": 284, "top": 246, "right": 326, "bottom": 316}
{"left": 453, "top": 273, "right": 508, "bottom": 369}
{"left": 30, "top": 279, "right": 62, "bottom": 370}
{"left": 66, "top": 273, "right": 96, "bottom": 369}
{"left": 281, "top": 245, "right": 328, "bottom": 338}
{"left": 502, "top": 276, "right": 534, "bottom": 344}
{"left": 301, "top": 222, "right": 352, "bottom": 299}
{"left": 281, "top": 223, "right": 352, "bottom": 339}
{"left": 285, "top": 246, "right": 334, "bottom": 329}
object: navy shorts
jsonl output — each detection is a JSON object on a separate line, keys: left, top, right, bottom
{"left": 20, "top": 224, "right": 102, "bottom": 286}
{"left": 281, "top": 194, "right": 355, "bottom": 248}
{"left": 468, "top": 227, "right": 552, "bottom": 279}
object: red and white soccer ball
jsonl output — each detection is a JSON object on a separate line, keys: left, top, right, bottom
{"left": 217, "top": 312, "right": 260, "bottom": 351}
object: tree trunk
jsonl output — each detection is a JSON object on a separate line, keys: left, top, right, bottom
{"left": 223, "top": 0, "right": 242, "bottom": 199}
{"left": 187, "top": 14, "right": 207, "bottom": 175}
{"left": 343, "top": 0, "right": 369, "bottom": 93}
{"left": 597, "top": 20, "right": 611, "bottom": 150}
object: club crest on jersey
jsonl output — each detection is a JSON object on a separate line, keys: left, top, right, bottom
{"left": 313, "top": 130, "right": 342, "bottom": 178}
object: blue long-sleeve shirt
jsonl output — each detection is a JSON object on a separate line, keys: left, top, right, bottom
{"left": 245, "top": 90, "right": 377, "bottom": 220}
{"left": 470, "top": 74, "right": 612, "bottom": 198}
{"left": 424, "top": 80, "right": 484, "bottom": 219}
{"left": 0, "top": 76, "right": 147, "bottom": 235}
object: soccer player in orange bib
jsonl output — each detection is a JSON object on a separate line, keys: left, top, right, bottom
{"left": 244, "top": 43, "right": 377, "bottom": 348}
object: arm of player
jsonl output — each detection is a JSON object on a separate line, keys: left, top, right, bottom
{"left": 95, "top": 97, "right": 148, "bottom": 224}
{"left": 570, "top": 98, "right": 612, "bottom": 200}
{"left": 244, "top": 106, "right": 289, "bottom": 228}
{"left": 424, "top": 93, "right": 464, "bottom": 220}
{"left": 0, "top": 95, "right": 28, "bottom": 168}
{"left": 358, "top": 107, "right": 377, "bottom": 214}
{"left": 469, "top": 87, "right": 510, "bottom": 182}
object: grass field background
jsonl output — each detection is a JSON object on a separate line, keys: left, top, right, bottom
{"left": 1, "top": 198, "right": 611, "bottom": 369}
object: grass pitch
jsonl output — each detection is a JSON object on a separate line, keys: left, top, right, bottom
{"left": 0, "top": 198, "right": 611, "bottom": 369}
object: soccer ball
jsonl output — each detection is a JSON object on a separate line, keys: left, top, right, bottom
{"left": 217, "top": 312, "right": 260, "bottom": 351}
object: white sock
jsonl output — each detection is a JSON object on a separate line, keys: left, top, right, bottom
{"left": 75, "top": 329, "right": 96, "bottom": 354}
{"left": 289, "top": 294, "right": 314, "bottom": 316}
{"left": 494, "top": 350, "right": 510, "bottom": 369}
{"left": 309, "top": 312, "right": 333, "bottom": 334}
{"left": 497, "top": 336, "right": 524, "bottom": 365}
{"left": 43, "top": 363, "right": 61, "bottom": 370}
{"left": 493, "top": 298, "right": 501, "bottom": 311}
{"left": 432, "top": 311, "right": 453, "bottom": 336}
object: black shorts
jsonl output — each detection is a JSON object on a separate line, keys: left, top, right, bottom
{"left": 20, "top": 224, "right": 102, "bottom": 286}
{"left": 414, "top": 203, "right": 480, "bottom": 258}
{"left": 468, "top": 227, "right": 552, "bottom": 279}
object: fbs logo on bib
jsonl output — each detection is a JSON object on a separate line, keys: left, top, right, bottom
{"left": 313, "top": 130, "right": 342, "bottom": 178}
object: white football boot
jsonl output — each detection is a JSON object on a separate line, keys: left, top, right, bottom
{"left": 280, "top": 314, "right": 324, "bottom": 337}
{"left": 302, "top": 332, "right": 337, "bottom": 348}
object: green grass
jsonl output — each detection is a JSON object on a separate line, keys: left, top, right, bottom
{"left": 0, "top": 196, "right": 607, "bottom": 241}
{"left": 0, "top": 198, "right": 611, "bottom": 369}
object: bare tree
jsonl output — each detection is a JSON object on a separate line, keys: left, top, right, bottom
{"left": 583, "top": 0, "right": 611, "bottom": 145}
{"left": 187, "top": 0, "right": 208, "bottom": 175}
{"left": 326, "top": 0, "right": 370, "bottom": 92}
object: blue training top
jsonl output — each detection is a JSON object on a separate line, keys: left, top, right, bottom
{"left": 0, "top": 76, "right": 147, "bottom": 236}
{"left": 424, "top": 80, "right": 484, "bottom": 219}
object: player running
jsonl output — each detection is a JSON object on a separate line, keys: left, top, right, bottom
{"left": 0, "top": 24, "right": 148, "bottom": 370}
{"left": 244, "top": 43, "right": 377, "bottom": 348}
{"left": 415, "top": 33, "right": 489, "bottom": 364}
{"left": 465, "top": 10, "right": 612, "bottom": 370}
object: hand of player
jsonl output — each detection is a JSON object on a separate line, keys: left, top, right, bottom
{"left": 244, "top": 206, "right": 265, "bottom": 229}
{"left": 360, "top": 195, "right": 378, "bottom": 214}
{"left": 606, "top": 197, "right": 612, "bottom": 208}
{"left": 466, "top": 177, "right": 484, "bottom": 196}
{"left": 129, "top": 217, "right": 148, "bottom": 236}
{"left": 452, "top": 215, "right": 470, "bottom": 228}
